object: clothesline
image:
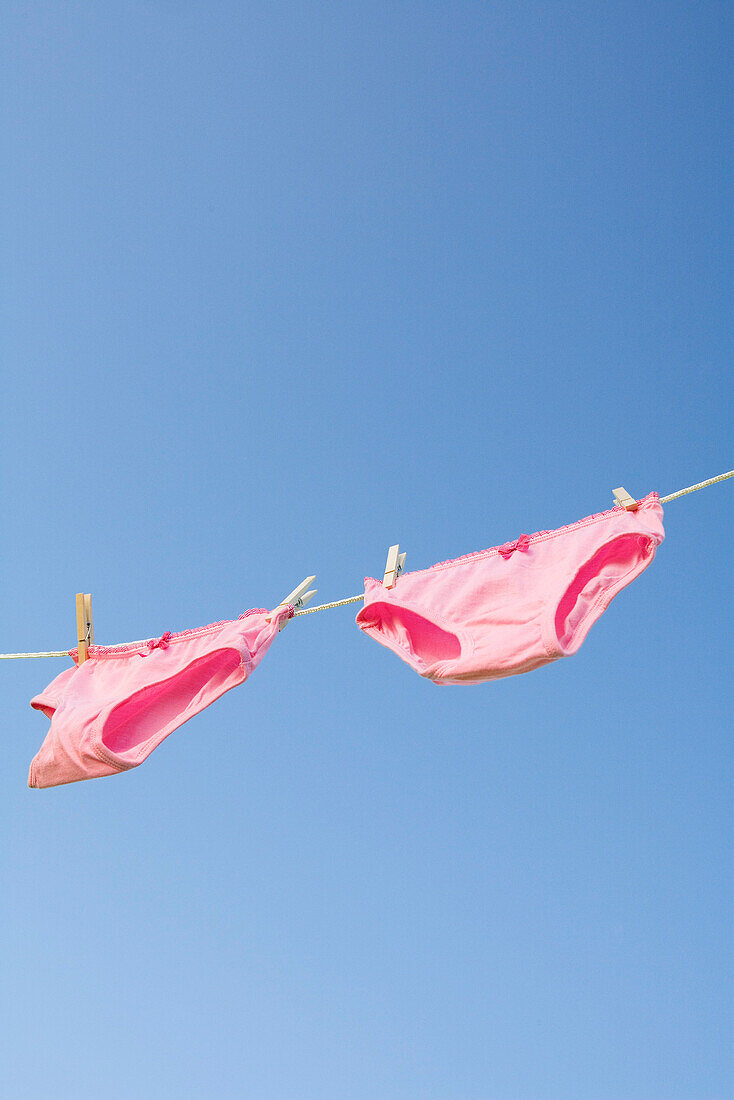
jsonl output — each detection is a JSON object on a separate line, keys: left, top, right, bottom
{"left": 2, "top": 468, "right": 732, "bottom": 660}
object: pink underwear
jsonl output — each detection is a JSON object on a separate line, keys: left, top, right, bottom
{"left": 29, "top": 606, "right": 291, "bottom": 788}
{"left": 356, "top": 494, "right": 664, "bottom": 685}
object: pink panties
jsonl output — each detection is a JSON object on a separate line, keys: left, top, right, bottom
{"left": 356, "top": 494, "right": 665, "bottom": 684}
{"left": 29, "top": 606, "right": 291, "bottom": 788}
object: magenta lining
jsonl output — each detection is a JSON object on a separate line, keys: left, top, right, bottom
{"left": 365, "top": 493, "right": 660, "bottom": 584}
{"left": 70, "top": 607, "right": 275, "bottom": 661}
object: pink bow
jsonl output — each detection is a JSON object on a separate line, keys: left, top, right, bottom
{"left": 147, "top": 631, "right": 172, "bottom": 652}
{"left": 498, "top": 533, "right": 531, "bottom": 559}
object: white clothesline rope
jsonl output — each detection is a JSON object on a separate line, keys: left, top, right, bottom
{"left": 657, "top": 468, "right": 733, "bottom": 504}
{"left": 292, "top": 594, "right": 365, "bottom": 617}
{"left": 1, "top": 468, "right": 731, "bottom": 660}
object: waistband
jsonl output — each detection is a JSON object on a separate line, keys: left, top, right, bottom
{"left": 365, "top": 492, "right": 661, "bottom": 583}
{"left": 69, "top": 608, "right": 274, "bottom": 661}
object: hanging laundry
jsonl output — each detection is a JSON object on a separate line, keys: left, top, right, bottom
{"left": 356, "top": 493, "right": 664, "bottom": 685}
{"left": 28, "top": 606, "right": 291, "bottom": 788}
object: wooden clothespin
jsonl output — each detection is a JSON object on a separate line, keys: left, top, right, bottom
{"left": 269, "top": 576, "right": 317, "bottom": 630}
{"left": 383, "top": 544, "right": 407, "bottom": 589}
{"left": 612, "top": 487, "right": 639, "bottom": 511}
{"left": 75, "top": 592, "right": 94, "bottom": 663}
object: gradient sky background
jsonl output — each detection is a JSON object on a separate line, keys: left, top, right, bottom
{"left": 1, "top": 3, "right": 732, "bottom": 1097}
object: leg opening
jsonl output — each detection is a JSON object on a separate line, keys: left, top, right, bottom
{"left": 101, "top": 649, "right": 242, "bottom": 755}
{"left": 32, "top": 703, "right": 56, "bottom": 720}
{"left": 555, "top": 534, "right": 654, "bottom": 653}
{"left": 360, "top": 602, "right": 461, "bottom": 668}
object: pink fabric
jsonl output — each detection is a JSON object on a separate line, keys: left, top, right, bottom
{"left": 28, "top": 606, "right": 291, "bottom": 788}
{"left": 356, "top": 494, "right": 665, "bottom": 685}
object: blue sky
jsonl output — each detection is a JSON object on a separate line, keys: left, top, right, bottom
{"left": 1, "top": 3, "right": 731, "bottom": 1097}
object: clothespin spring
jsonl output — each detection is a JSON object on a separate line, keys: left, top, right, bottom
{"left": 269, "top": 576, "right": 318, "bottom": 630}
